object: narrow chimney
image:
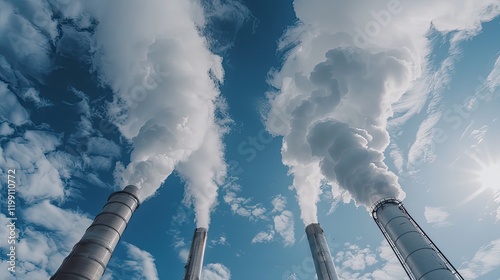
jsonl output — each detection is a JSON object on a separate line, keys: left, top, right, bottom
{"left": 184, "top": 227, "right": 208, "bottom": 280}
{"left": 305, "top": 223, "right": 340, "bottom": 280}
{"left": 372, "top": 198, "right": 463, "bottom": 280}
{"left": 51, "top": 185, "right": 140, "bottom": 280}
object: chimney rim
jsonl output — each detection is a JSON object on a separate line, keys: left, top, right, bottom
{"left": 108, "top": 185, "right": 141, "bottom": 208}
{"left": 371, "top": 197, "right": 402, "bottom": 218}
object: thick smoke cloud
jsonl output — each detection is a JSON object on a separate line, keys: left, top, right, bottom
{"left": 53, "top": 0, "right": 249, "bottom": 228}
{"left": 266, "top": 0, "right": 499, "bottom": 225}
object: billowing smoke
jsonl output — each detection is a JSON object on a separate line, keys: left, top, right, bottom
{"left": 265, "top": 0, "right": 499, "bottom": 225}
{"left": 54, "top": 0, "right": 248, "bottom": 228}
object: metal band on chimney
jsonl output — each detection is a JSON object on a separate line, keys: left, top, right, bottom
{"left": 372, "top": 198, "right": 463, "bottom": 280}
{"left": 305, "top": 223, "right": 339, "bottom": 280}
{"left": 184, "top": 227, "right": 208, "bottom": 280}
{"left": 51, "top": 185, "right": 140, "bottom": 280}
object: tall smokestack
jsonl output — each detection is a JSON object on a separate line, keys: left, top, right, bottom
{"left": 184, "top": 227, "right": 208, "bottom": 280}
{"left": 372, "top": 198, "right": 463, "bottom": 280}
{"left": 305, "top": 223, "right": 339, "bottom": 280}
{"left": 51, "top": 185, "right": 140, "bottom": 280}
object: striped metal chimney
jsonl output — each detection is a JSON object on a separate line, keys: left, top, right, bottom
{"left": 51, "top": 185, "right": 140, "bottom": 280}
{"left": 305, "top": 223, "right": 339, "bottom": 280}
{"left": 372, "top": 198, "right": 463, "bottom": 280}
{"left": 184, "top": 227, "right": 208, "bottom": 280}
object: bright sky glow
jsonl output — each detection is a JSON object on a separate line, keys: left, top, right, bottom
{"left": 478, "top": 162, "right": 500, "bottom": 191}
{"left": 0, "top": 1, "right": 499, "bottom": 280}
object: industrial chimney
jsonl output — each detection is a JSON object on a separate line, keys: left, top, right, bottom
{"left": 372, "top": 198, "right": 463, "bottom": 280}
{"left": 51, "top": 185, "right": 140, "bottom": 280}
{"left": 184, "top": 227, "right": 208, "bottom": 280}
{"left": 305, "top": 223, "right": 339, "bottom": 280}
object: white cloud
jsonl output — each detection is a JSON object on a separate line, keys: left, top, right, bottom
{"left": 177, "top": 124, "right": 228, "bottom": 228}
{"left": 53, "top": 0, "right": 250, "bottom": 231}
{"left": 202, "top": 0, "right": 256, "bottom": 53}
{"left": 202, "top": 263, "right": 231, "bottom": 280}
{"left": 61, "top": 1, "right": 234, "bottom": 216}
{"left": 486, "top": 54, "right": 500, "bottom": 91}
{"left": 370, "top": 240, "right": 407, "bottom": 280}
{"left": 424, "top": 206, "right": 452, "bottom": 227}
{"left": 1, "top": 138, "right": 65, "bottom": 202}
{"left": 179, "top": 248, "right": 190, "bottom": 263}
{"left": 469, "top": 56, "right": 500, "bottom": 106}
{"left": 86, "top": 137, "right": 121, "bottom": 158}
{"left": 101, "top": 270, "right": 115, "bottom": 280}
{"left": 45, "top": 151, "right": 81, "bottom": 181}
{"left": 251, "top": 230, "right": 275, "bottom": 244}
{"left": 20, "top": 88, "right": 52, "bottom": 108}
{"left": 79, "top": 136, "right": 122, "bottom": 172}
{"left": 336, "top": 240, "right": 406, "bottom": 280}
{"left": 460, "top": 238, "right": 500, "bottom": 279}
{"left": 172, "top": 206, "right": 189, "bottom": 225}
{"left": 211, "top": 234, "right": 230, "bottom": 247}
{"left": 338, "top": 243, "right": 377, "bottom": 271}
{"left": 406, "top": 111, "right": 441, "bottom": 171}
{"left": 469, "top": 125, "right": 488, "bottom": 146}
{"left": 265, "top": 0, "right": 500, "bottom": 226}
{"left": 405, "top": 36, "right": 468, "bottom": 170}
{"left": 274, "top": 210, "right": 295, "bottom": 246}
{"left": 271, "top": 194, "right": 287, "bottom": 213}
{"left": 0, "top": 121, "right": 14, "bottom": 136}
{"left": 169, "top": 229, "right": 190, "bottom": 263}
{"left": 24, "top": 130, "right": 61, "bottom": 152}
{"left": 0, "top": 81, "right": 30, "bottom": 126}
{"left": 494, "top": 191, "right": 500, "bottom": 222}
{"left": 223, "top": 181, "right": 267, "bottom": 221}
{"left": 23, "top": 200, "right": 92, "bottom": 248}
{"left": 389, "top": 144, "right": 404, "bottom": 173}
{"left": 122, "top": 242, "right": 159, "bottom": 280}
{"left": 249, "top": 194, "right": 295, "bottom": 246}
{"left": 0, "top": 0, "right": 55, "bottom": 77}
{"left": 0, "top": 201, "right": 93, "bottom": 279}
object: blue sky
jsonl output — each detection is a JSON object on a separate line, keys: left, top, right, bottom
{"left": 0, "top": 0, "right": 499, "bottom": 279}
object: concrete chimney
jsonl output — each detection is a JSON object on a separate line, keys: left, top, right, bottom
{"left": 372, "top": 198, "right": 463, "bottom": 280}
{"left": 305, "top": 223, "right": 339, "bottom": 280}
{"left": 184, "top": 227, "right": 208, "bottom": 280}
{"left": 51, "top": 185, "right": 140, "bottom": 280}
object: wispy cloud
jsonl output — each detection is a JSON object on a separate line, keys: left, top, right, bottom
{"left": 460, "top": 238, "right": 500, "bottom": 279}
{"left": 406, "top": 103, "right": 442, "bottom": 170}
{"left": 486, "top": 54, "right": 500, "bottom": 91}
{"left": 0, "top": 122, "right": 14, "bottom": 136}
{"left": 424, "top": 206, "right": 452, "bottom": 227}
{"left": 22, "top": 200, "right": 93, "bottom": 247}
{"left": 389, "top": 144, "right": 404, "bottom": 173}
{"left": 168, "top": 228, "right": 190, "bottom": 263}
{"left": 494, "top": 192, "right": 500, "bottom": 222}
{"left": 335, "top": 240, "right": 406, "bottom": 280}
{"left": 249, "top": 194, "right": 295, "bottom": 246}
{"left": 211, "top": 233, "right": 230, "bottom": 247}
{"left": 0, "top": 82, "right": 30, "bottom": 126}
{"left": 271, "top": 194, "right": 287, "bottom": 213}
{"left": 251, "top": 229, "right": 275, "bottom": 244}
{"left": 337, "top": 243, "right": 377, "bottom": 271}
{"left": 19, "top": 88, "right": 52, "bottom": 108}
{"left": 223, "top": 180, "right": 268, "bottom": 221}
{"left": 121, "top": 242, "right": 159, "bottom": 280}
{"left": 370, "top": 240, "right": 408, "bottom": 280}
{"left": 202, "top": 263, "right": 231, "bottom": 280}
{"left": 2, "top": 134, "right": 66, "bottom": 202}
{"left": 407, "top": 39, "right": 500, "bottom": 172}
{"left": 0, "top": 201, "right": 92, "bottom": 279}
{"left": 273, "top": 210, "right": 295, "bottom": 246}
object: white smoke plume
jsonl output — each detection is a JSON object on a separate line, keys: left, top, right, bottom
{"left": 54, "top": 0, "right": 249, "bottom": 228}
{"left": 265, "top": 0, "right": 500, "bottom": 225}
